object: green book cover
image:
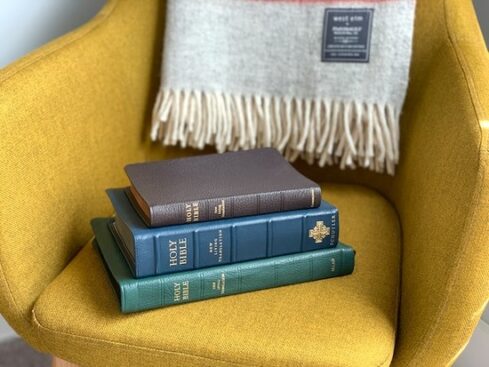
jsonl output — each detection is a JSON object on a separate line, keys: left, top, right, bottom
{"left": 92, "top": 218, "right": 355, "bottom": 313}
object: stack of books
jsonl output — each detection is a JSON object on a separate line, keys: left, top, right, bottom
{"left": 91, "top": 148, "right": 355, "bottom": 313}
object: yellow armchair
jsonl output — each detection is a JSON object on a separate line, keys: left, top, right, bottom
{"left": 0, "top": 0, "right": 487, "bottom": 366}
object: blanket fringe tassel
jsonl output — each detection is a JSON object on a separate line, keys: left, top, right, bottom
{"left": 151, "top": 89, "right": 400, "bottom": 175}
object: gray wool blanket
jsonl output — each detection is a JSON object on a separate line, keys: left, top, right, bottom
{"left": 151, "top": 0, "right": 416, "bottom": 174}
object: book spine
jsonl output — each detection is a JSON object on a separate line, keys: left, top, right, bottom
{"left": 130, "top": 205, "right": 339, "bottom": 277}
{"left": 120, "top": 246, "right": 355, "bottom": 313}
{"left": 112, "top": 217, "right": 155, "bottom": 278}
{"left": 150, "top": 186, "right": 322, "bottom": 227}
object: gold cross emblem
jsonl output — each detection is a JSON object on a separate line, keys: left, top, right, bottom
{"left": 309, "top": 221, "right": 330, "bottom": 244}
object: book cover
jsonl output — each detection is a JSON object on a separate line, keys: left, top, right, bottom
{"left": 91, "top": 218, "right": 355, "bottom": 313}
{"left": 125, "top": 148, "right": 321, "bottom": 227}
{"left": 107, "top": 188, "right": 339, "bottom": 278}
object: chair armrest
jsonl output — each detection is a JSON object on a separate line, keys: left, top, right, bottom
{"left": 391, "top": 0, "right": 489, "bottom": 365}
{"left": 0, "top": 0, "right": 162, "bottom": 347}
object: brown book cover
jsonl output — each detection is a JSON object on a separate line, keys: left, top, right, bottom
{"left": 125, "top": 148, "right": 321, "bottom": 227}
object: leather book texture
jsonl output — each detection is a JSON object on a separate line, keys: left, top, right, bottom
{"left": 91, "top": 218, "right": 355, "bottom": 313}
{"left": 107, "top": 188, "right": 339, "bottom": 278}
{"left": 124, "top": 148, "right": 321, "bottom": 227}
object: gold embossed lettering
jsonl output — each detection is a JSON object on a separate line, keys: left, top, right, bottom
{"left": 182, "top": 281, "right": 189, "bottom": 300}
{"left": 173, "top": 282, "right": 181, "bottom": 302}
{"left": 185, "top": 202, "right": 200, "bottom": 222}
{"left": 168, "top": 240, "right": 178, "bottom": 266}
{"left": 169, "top": 238, "right": 188, "bottom": 267}
{"left": 178, "top": 238, "right": 188, "bottom": 265}
{"left": 213, "top": 200, "right": 226, "bottom": 218}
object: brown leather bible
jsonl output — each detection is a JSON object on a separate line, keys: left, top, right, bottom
{"left": 125, "top": 148, "right": 321, "bottom": 227}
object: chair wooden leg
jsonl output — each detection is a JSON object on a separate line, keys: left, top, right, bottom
{"left": 52, "top": 356, "right": 79, "bottom": 367}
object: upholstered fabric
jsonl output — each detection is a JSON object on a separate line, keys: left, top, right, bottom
{"left": 0, "top": 0, "right": 162, "bottom": 345}
{"left": 33, "top": 184, "right": 400, "bottom": 367}
{"left": 0, "top": 0, "right": 487, "bottom": 366}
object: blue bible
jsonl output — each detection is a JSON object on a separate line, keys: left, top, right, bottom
{"left": 107, "top": 188, "right": 339, "bottom": 278}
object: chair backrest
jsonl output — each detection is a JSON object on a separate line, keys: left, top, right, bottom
{"left": 391, "top": 0, "right": 489, "bottom": 365}
{"left": 259, "top": 0, "right": 489, "bottom": 365}
{"left": 0, "top": 0, "right": 163, "bottom": 345}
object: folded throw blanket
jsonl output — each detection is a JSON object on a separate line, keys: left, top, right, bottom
{"left": 151, "top": 0, "right": 416, "bottom": 174}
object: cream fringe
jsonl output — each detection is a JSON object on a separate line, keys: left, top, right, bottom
{"left": 151, "top": 89, "right": 400, "bottom": 175}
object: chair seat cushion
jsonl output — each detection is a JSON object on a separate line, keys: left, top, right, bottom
{"left": 33, "top": 183, "right": 400, "bottom": 367}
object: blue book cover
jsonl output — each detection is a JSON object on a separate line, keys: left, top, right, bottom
{"left": 107, "top": 188, "right": 339, "bottom": 278}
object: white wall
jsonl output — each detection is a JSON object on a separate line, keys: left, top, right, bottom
{"left": 0, "top": 316, "right": 15, "bottom": 342}
{"left": 0, "top": 0, "right": 487, "bottom": 364}
{"left": 0, "top": 0, "right": 106, "bottom": 67}
{"left": 483, "top": 307, "right": 489, "bottom": 325}
{"left": 454, "top": 320, "right": 489, "bottom": 367}
{"left": 473, "top": 0, "right": 489, "bottom": 48}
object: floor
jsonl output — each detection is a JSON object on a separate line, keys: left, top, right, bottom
{"left": 0, "top": 339, "right": 49, "bottom": 367}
